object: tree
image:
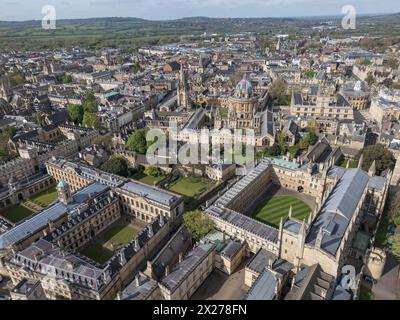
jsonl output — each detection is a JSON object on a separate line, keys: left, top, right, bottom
{"left": 183, "top": 210, "right": 214, "bottom": 242}
{"left": 269, "top": 78, "right": 287, "bottom": 101}
{"left": 304, "top": 70, "right": 316, "bottom": 78}
{"left": 365, "top": 73, "right": 375, "bottom": 86}
{"left": 82, "top": 112, "right": 100, "bottom": 129}
{"left": 358, "top": 59, "right": 372, "bottom": 66}
{"left": 126, "top": 129, "right": 148, "bottom": 154}
{"left": 276, "top": 131, "right": 288, "bottom": 155}
{"left": 266, "top": 144, "right": 281, "bottom": 157}
{"left": 67, "top": 104, "right": 84, "bottom": 124}
{"left": 83, "top": 91, "right": 97, "bottom": 113}
{"left": 100, "top": 156, "right": 129, "bottom": 177}
{"left": 63, "top": 74, "right": 73, "bottom": 84}
{"left": 131, "top": 61, "right": 141, "bottom": 74}
{"left": 357, "top": 144, "right": 395, "bottom": 175}
{"left": 34, "top": 112, "right": 43, "bottom": 125}
{"left": 144, "top": 165, "right": 162, "bottom": 177}
{"left": 288, "top": 145, "right": 300, "bottom": 159}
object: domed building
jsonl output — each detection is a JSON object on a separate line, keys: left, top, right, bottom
{"left": 216, "top": 75, "right": 263, "bottom": 131}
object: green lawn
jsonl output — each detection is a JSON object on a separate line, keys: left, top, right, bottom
{"left": 219, "top": 107, "right": 229, "bottom": 119}
{"left": 338, "top": 159, "right": 359, "bottom": 169}
{"left": 103, "top": 224, "right": 138, "bottom": 245}
{"left": 30, "top": 187, "right": 58, "bottom": 207}
{"left": 254, "top": 195, "right": 312, "bottom": 228}
{"left": 168, "top": 177, "right": 214, "bottom": 198}
{"left": 134, "top": 173, "right": 166, "bottom": 186}
{"left": 0, "top": 204, "right": 35, "bottom": 223}
{"left": 79, "top": 243, "right": 113, "bottom": 265}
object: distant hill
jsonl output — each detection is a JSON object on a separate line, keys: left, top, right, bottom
{"left": 0, "top": 13, "right": 398, "bottom": 50}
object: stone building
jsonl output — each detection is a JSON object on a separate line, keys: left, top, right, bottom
{"left": 205, "top": 155, "right": 390, "bottom": 282}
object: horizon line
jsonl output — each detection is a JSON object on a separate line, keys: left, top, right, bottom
{"left": 0, "top": 11, "right": 397, "bottom": 23}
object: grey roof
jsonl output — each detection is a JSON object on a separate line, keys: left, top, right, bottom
{"left": 120, "top": 181, "right": 181, "bottom": 207}
{"left": 206, "top": 205, "right": 279, "bottom": 244}
{"left": 244, "top": 269, "right": 277, "bottom": 300}
{"left": 120, "top": 273, "right": 158, "bottom": 300}
{"left": 283, "top": 219, "right": 302, "bottom": 234}
{"left": 246, "top": 248, "right": 277, "bottom": 274}
{"left": 368, "top": 176, "right": 386, "bottom": 190}
{"left": 160, "top": 242, "right": 215, "bottom": 293}
{"left": 0, "top": 183, "right": 107, "bottom": 250}
{"left": 285, "top": 264, "right": 334, "bottom": 300}
{"left": 220, "top": 240, "right": 243, "bottom": 259}
{"left": 47, "top": 158, "right": 127, "bottom": 188}
{"left": 150, "top": 225, "right": 192, "bottom": 281}
{"left": 306, "top": 169, "right": 370, "bottom": 256}
{"left": 12, "top": 239, "right": 104, "bottom": 291}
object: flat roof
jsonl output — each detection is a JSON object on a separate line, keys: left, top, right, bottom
{"left": 120, "top": 180, "right": 181, "bottom": 207}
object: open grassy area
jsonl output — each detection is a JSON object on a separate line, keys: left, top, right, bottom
{"left": 79, "top": 243, "right": 113, "bottom": 265}
{"left": 338, "top": 158, "right": 359, "bottom": 169}
{"left": 219, "top": 107, "right": 229, "bottom": 119}
{"left": 254, "top": 195, "right": 311, "bottom": 228}
{"left": 134, "top": 172, "right": 166, "bottom": 186}
{"left": 30, "top": 187, "right": 58, "bottom": 207}
{"left": 0, "top": 204, "right": 35, "bottom": 224}
{"left": 168, "top": 177, "right": 215, "bottom": 198}
{"left": 103, "top": 224, "right": 138, "bottom": 245}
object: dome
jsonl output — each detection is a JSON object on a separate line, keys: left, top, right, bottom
{"left": 234, "top": 78, "right": 253, "bottom": 98}
{"left": 57, "top": 179, "right": 69, "bottom": 189}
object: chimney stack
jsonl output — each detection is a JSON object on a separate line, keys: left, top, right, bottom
{"left": 165, "top": 265, "right": 171, "bottom": 277}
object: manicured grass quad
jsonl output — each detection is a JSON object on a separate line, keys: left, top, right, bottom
{"left": 134, "top": 173, "right": 166, "bottom": 186}
{"left": 79, "top": 243, "right": 113, "bottom": 265}
{"left": 103, "top": 224, "right": 138, "bottom": 245}
{"left": 254, "top": 196, "right": 311, "bottom": 228}
{"left": 30, "top": 187, "right": 58, "bottom": 207}
{"left": 0, "top": 204, "right": 34, "bottom": 223}
{"left": 168, "top": 177, "right": 214, "bottom": 198}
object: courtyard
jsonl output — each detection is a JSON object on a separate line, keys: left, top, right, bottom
{"left": 167, "top": 176, "right": 215, "bottom": 200}
{"left": 0, "top": 204, "right": 34, "bottom": 224}
{"left": 191, "top": 258, "right": 250, "bottom": 300}
{"left": 249, "top": 186, "right": 314, "bottom": 228}
{"left": 30, "top": 187, "right": 58, "bottom": 207}
{"left": 134, "top": 172, "right": 166, "bottom": 186}
{"left": 78, "top": 219, "right": 145, "bottom": 265}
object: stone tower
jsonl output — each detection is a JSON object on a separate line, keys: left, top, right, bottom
{"left": 57, "top": 180, "right": 72, "bottom": 205}
{"left": 177, "top": 64, "right": 191, "bottom": 110}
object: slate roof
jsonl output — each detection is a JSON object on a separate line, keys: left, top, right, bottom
{"left": 306, "top": 169, "right": 370, "bottom": 256}
{"left": 0, "top": 183, "right": 108, "bottom": 250}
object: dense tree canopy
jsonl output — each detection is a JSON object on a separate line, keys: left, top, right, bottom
{"left": 357, "top": 144, "right": 395, "bottom": 175}
{"left": 144, "top": 165, "right": 162, "bottom": 177}
{"left": 183, "top": 210, "right": 214, "bottom": 242}
{"left": 100, "top": 156, "right": 129, "bottom": 177}
{"left": 83, "top": 91, "right": 97, "bottom": 113}
{"left": 82, "top": 112, "right": 100, "bottom": 129}
{"left": 126, "top": 129, "right": 148, "bottom": 154}
{"left": 67, "top": 104, "right": 84, "bottom": 124}
{"left": 63, "top": 74, "right": 73, "bottom": 84}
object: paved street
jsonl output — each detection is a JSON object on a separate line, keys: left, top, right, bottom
{"left": 372, "top": 254, "right": 400, "bottom": 300}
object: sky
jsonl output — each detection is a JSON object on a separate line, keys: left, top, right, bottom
{"left": 0, "top": 0, "right": 399, "bottom": 21}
